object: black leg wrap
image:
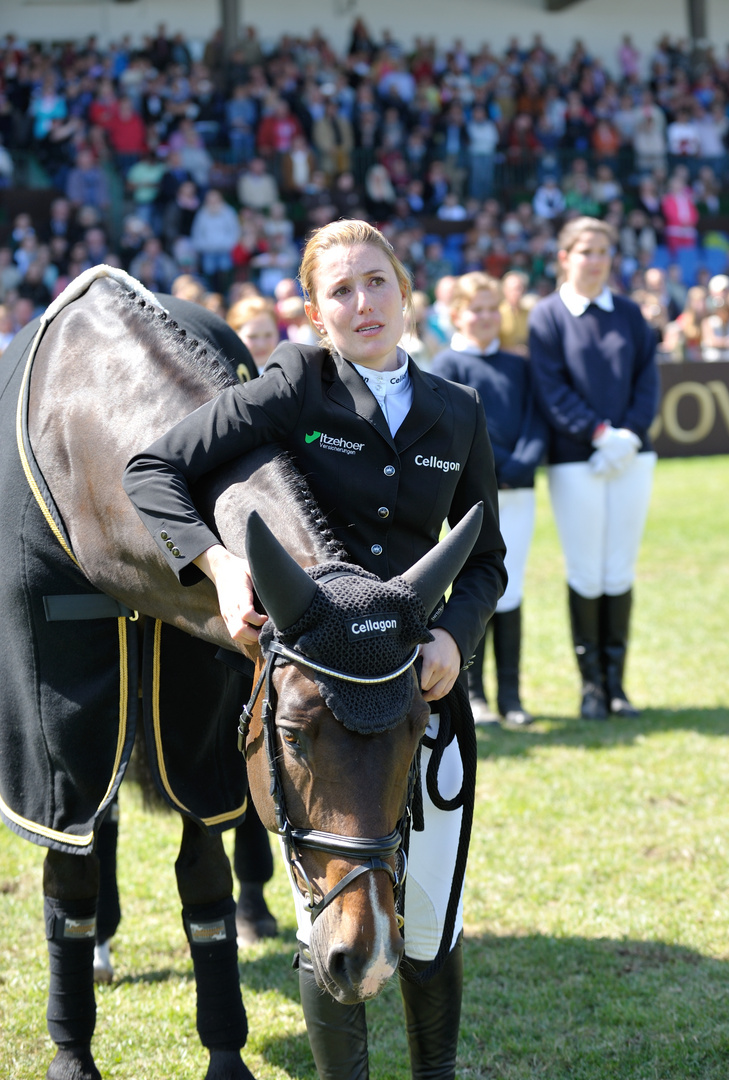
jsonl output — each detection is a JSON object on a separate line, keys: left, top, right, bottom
{"left": 183, "top": 897, "right": 248, "bottom": 1051}
{"left": 233, "top": 803, "right": 274, "bottom": 884}
{"left": 95, "top": 797, "right": 121, "bottom": 945}
{"left": 297, "top": 948, "right": 369, "bottom": 1080}
{"left": 44, "top": 896, "right": 97, "bottom": 1049}
{"left": 400, "top": 935, "right": 463, "bottom": 1080}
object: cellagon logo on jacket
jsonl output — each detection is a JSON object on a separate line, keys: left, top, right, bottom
{"left": 305, "top": 430, "right": 365, "bottom": 455}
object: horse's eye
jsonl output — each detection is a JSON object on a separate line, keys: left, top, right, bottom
{"left": 280, "top": 728, "right": 305, "bottom": 756}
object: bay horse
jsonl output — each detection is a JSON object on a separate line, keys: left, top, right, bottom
{"left": 0, "top": 268, "right": 481, "bottom": 1080}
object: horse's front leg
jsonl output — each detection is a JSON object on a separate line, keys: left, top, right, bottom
{"left": 43, "top": 847, "right": 101, "bottom": 1080}
{"left": 176, "top": 816, "right": 257, "bottom": 1080}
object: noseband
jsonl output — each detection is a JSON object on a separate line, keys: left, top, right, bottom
{"left": 238, "top": 640, "right": 420, "bottom": 924}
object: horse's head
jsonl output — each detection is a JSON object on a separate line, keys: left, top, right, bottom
{"left": 243, "top": 506, "right": 483, "bottom": 1004}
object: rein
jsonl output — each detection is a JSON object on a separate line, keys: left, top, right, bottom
{"left": 238, "top": 644, "right": 419, "bottom": 925}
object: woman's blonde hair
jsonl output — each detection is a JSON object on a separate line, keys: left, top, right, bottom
{"left": 226, "top": 295, "right": 277, "bottom": 334}
{"left": 556, "top": 216, "right": 617, "bottom": 285}
{"left": 449, "top": 271, "right": 502, "bottom": 318}
{"left": 298, "top": 219, "right": 413, "bottom": 352}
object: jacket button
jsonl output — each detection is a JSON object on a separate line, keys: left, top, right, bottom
{"left": 384, "top": 465, "right": 395, "bottom": 476}
{"left": 371, "top": 544, "right": 383, "bottom": 556}
{"left": 166, "top": 540, "right": 174, "bottom": 550}
{"left": 378, "top": 506, "right": 389, "bottom": 518}
{"left": 172, "top": 547, "right": 181, "bottom": 557}
{"left": 160, "top": 531, "right": 169, "bottom": 540}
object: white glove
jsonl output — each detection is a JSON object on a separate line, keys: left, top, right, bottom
{"left": 588, "top": 448, "right": 621, "bottom": 478}
{"left": 592, "top": 424, "right": 641, "bottom": 470}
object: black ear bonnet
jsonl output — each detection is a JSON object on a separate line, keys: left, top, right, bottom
{"left": 258, "top": 562, "right": 433, "bottom": 733}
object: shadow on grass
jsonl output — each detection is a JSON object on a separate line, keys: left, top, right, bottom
{"left": 457, "top": 929, "right": 729, "bottom": 1079}
{"left": 476, "top": 707, "right": 729, "bottom": 761}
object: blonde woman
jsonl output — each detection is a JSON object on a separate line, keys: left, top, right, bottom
{"left": 125, "top": 219, "right": 506, "bottom": 1080}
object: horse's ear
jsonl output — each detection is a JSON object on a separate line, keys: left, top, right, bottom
{"left": 399, "top": 502, "right": 484, "bottom": 616}
{"left": 245, "top": 510, "right": 318, "bottom": 630}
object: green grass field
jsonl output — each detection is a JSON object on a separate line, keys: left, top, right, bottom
{"left": 1, "top": 455, "right": 728, "bottom": 1079}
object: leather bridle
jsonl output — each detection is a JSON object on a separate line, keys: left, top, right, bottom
{"left": 238, "top": 640, "right": 420, "bottom": 925}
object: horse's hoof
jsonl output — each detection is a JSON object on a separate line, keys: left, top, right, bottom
{"left": 205, "top": 1048, "right": 257, "bottom": 1080}
{"left": 93, "top": 940, "right": 114, "bottom": 984}
{"left": 47, "top": 1046, "right": 102, "bottom": 1080}
{"left": 236, "top": 884, "right": 278, "bottom": 946}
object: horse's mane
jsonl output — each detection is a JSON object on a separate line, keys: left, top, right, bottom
{"left": 113, "top": 287, "right": 348, "bottom": 565}
{"left": 116, "top": 286, "right": 237, "bottom": 393}
{"left": 268, "top": 448, "right": 349, "bottom": 564}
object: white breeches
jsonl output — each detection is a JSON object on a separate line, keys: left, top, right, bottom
{"left": 496, "top": 487, "right": 536, "bottom": 613}
{"left": 284, "top": 712, "right": 465, "bottom": 962}
{"left": 547, "top": 452, "right": 657, "bottom": 598}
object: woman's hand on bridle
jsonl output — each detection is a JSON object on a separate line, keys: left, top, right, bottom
{"left": 419, "top": 628, "right": 461, "bottom": 702}
{"left": 193, "top": 544, "right": 267, "bottom": 646}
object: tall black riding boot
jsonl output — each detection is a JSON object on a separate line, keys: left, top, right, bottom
{"left": 297, "top": 949, "right": 369, "bottom": 1080}
{"left": 493, "top": 606, "right": 532, "bottom": 726}
{"left": 467, "top": 628, "right": 498, "bottom": 725}
{"left": 567, "top": 587, "right": 608, "bottom": 720}
{"left": 600, "top": 590, "right": 640, "bottom": 717}
{"left": 400, "top": 935, "right": 463, "bottom": 1080}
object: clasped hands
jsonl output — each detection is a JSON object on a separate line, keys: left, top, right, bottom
{"left": 589, "top": 422, "right": 641, "bottom": 478}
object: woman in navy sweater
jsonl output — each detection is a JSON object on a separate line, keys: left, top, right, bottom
{"left": 528, "top": 217, "right": 659, "bottom": 720}
{"left": 432, "top": 272, "right": 547, "bottom": 725}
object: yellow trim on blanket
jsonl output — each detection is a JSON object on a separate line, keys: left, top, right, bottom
{"left": 15, "top": 323, "right": 78, "bottom": 567}
{"left": 0, "top": 617, "right": 130, "bottom": 849}
{"left": 0, "top": 791, "right": 95, "bottom": 848}
{"left": 150, "top": 620, "right": 248, "bottom": 826}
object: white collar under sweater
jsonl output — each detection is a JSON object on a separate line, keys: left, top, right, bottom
{"left": 449, "top": 332, "right": 501, "bottom": 356}
{"left": 352, "top": 346, "right": 412, "bottom": 437}
{"left": 559, "top": 282, "right": 615, "bottom": 316}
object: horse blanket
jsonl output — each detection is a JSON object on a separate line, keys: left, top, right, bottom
{"left": 0, "top": 278, "right": 252, "bottom": 855}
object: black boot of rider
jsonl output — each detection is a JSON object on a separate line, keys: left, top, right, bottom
{"left": 600, "top": 590, "right": 640, "bottom": 717}
{"left": 567, "top": 587, "right": 608, "bottom": 720}
{"left": 297, "top": 948, "right": 369, "bottom": 1080}
{"left": 399, "top": 935, "right": 463, "bottom": 1080}
{"left": 493, "top": 606, "right": 532, "bottom": 726}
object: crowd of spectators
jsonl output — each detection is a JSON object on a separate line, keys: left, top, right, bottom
{"left": 2, "top": 21, "right": 729, "bottom": 360}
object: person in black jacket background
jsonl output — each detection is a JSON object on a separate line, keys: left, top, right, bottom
{"left": 528, "top": 217, "right": 659, "bottom": 721}
{"left": 124, "top": 219, "right": 506, "bottom": 1080}
{"left": 432, "top": 272, "right": 547, "bottom": 726}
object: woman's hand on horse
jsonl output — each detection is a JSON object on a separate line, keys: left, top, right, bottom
{"left": 193, "top": 545, "right": 267, "bottom": 645}
{"left": 419, "top": 629, "right": 462, "bottom": 702}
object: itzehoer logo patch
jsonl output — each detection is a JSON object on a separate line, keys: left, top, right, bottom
{"left": 305, "top": 430, "right": 365, "bottom": 455}
{"left": 345, "top": 612, "right": 399, "bottom": 641}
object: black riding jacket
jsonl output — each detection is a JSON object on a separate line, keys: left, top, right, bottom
{"left": 123, "top": 341, "right": 506, "bottom": 666}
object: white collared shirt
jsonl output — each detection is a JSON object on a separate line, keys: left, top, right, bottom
{"left": 353, "top": 346, "right": 412, "bottom": 436}
{"left": 450, "top": 332, "right": 501, "bottom": 357}
{"left": 559, "top": 282, "right": 615, "bottom": 316}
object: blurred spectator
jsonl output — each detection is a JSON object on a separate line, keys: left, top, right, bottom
{"left": 312, "top": 99, "right": 354, "bottom": 181}
{"left": 226, "top": 294, "right": 280, "bottom": 374}
{"left": 661, "top": 173, "right": 699, "bottom": 253}
{"left": 276, "top": 295, "right": 319, "bottom": 346}
{"left": 161, "top": 179, "right": 200, "bottom": 249}
{"left": 702, "top": 275, "right": 729, "bottom": 359}
{"left": 237, "top": 156, "right": 280, "bottom": 213}
{"left": 0, "top": 302, "right": 14, "bottom": 354}
{"left": 660, "top": 285, "right": 707, "bottom": 361}
{"left": 106, "top": 95, "right": 148, "bottom": 175}
{"left": 128, "top": 235, "right": 178, "bottom": 292}
{"left": 225, "top": 83, "right": 257, "bottom": 163}
{"left": 280, "top": 134, "right": 319, "bottom": 201}
{"left": 65, "top": 147, "right": 110, "bottom": 213}
{"left": 190, "top": 188, "right": 241, "bottom": 289}
{"left": 125, "top": 148, "right": 166, "bottom": 229}
{"left": 533, "top": 175, "right": 566, "bottom": 221}
{"left": 499, "top": 270, "right": 532, "bottom": 356}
